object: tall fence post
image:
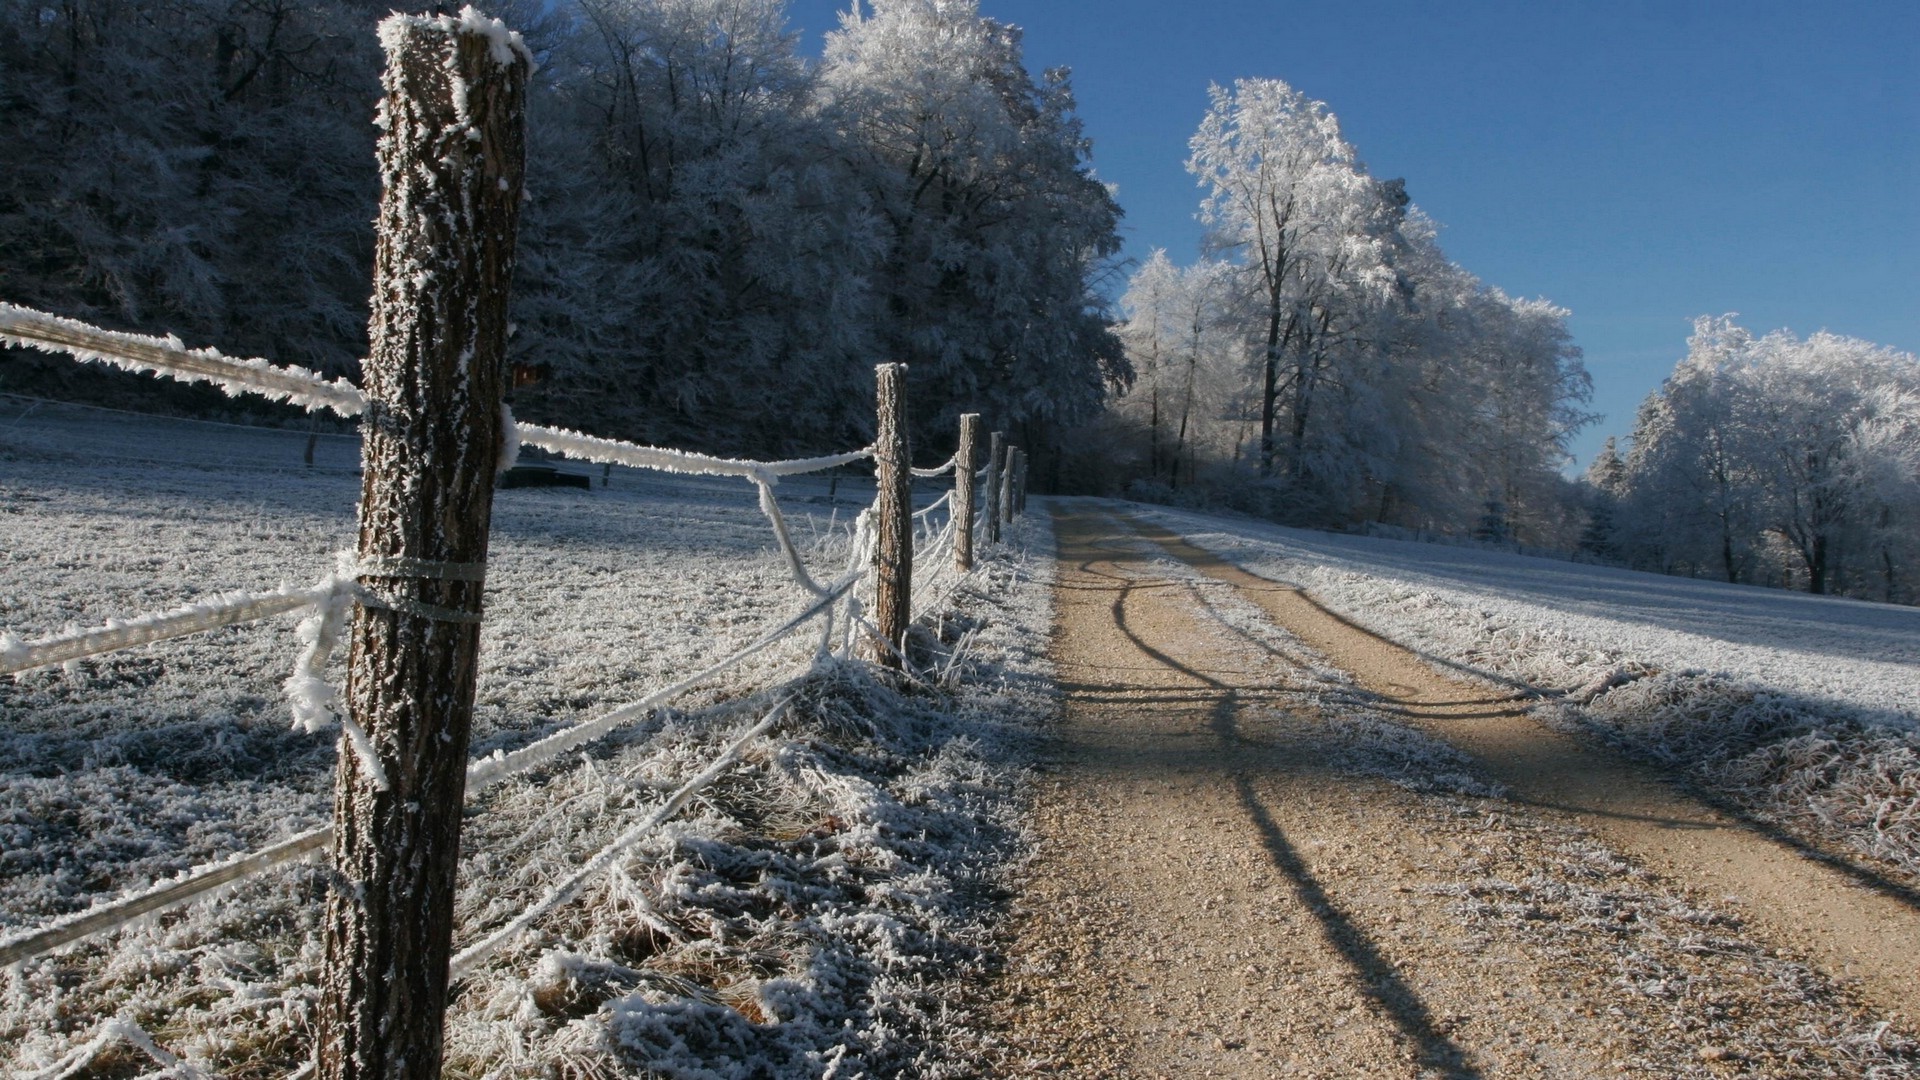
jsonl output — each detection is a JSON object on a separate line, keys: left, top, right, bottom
{"left": 953, "top": 413, "right": 980, "bottom": 572}
{"left": 1013, "top": 448, "right": 1028, "bottom": 516}
{"left": 318, "top": 14, "right": 527, "bottom": 1080}
{"left": 984, "top": 431, "right": 1005, "bottom": 544}
{"left": 868, "top": 363, "right": 911, "bottom": 670}
{"left": 1000, "top": 445, "right": 1017, "bottom": 527}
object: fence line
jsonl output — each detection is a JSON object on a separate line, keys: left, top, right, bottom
{"left": 4, "top": 259, "right": 1028, "bottom": 1080}
{"left": 1, "top": 11, "right": 1033, "bottom": 1067}
{"left": 0, "top": 337, "right": 1018, "bottom": 985}
{"left": 0, "top": 571, "right": 864, "bottom": 970}
{"left": 2, "top": 444, "right": 1020, "bottom": 1072}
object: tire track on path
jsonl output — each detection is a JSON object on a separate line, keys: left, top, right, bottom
{"left": 983, "top": 503, "right": 1917, "bottom": 1078}
{"left": 1117, "top": 507, "right": 1919, "bottom": 1025}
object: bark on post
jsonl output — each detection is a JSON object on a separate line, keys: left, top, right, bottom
{"left": 953, "top": 413, "right": 980, "bottom": 572}
{"left": 1000, "top": 445, "right": 1017, "bottom": 526}
{"left": 984, "top": 431, "right": 1005, "bottom": 544}
{"left": 867, "top": 363, "right": 912, "bottom": 669}
{"left": 317, "top": 13, "right": 528, "bottom": 1080}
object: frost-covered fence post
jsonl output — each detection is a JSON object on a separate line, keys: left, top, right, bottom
{"left": 317, "top": 13, "right": 528, "bottom": 1080}
{"left": 867, "top": 363, "right": 912, "bottom": 670}
{"left": 984, "top": 431, "right": 1005, "bottom": 544}
{"left": 1000, "top": 445, "right": 1017, "bottom": 526}
{"left": 953, "top": 413, "right": 980, "bottom": 572}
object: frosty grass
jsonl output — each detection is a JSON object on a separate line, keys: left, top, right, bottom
{"left": 0, "top": 397, "right": 1055, "bottom": 1078}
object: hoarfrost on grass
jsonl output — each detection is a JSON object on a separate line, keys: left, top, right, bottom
{"left": 1, "top": 400, "right": 1057, "bottom": 1076}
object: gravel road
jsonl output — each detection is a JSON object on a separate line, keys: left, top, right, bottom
{"left": 978, "top": 503, "right": 1917, "bottom": 1079}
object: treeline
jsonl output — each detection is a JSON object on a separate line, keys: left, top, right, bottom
{"left": 1080, "top": 79, "right": 1594, "bottom": 544}
{"left": 0, "top": 0, "right": 1123, "bottom": 456}
{"left": 1587, "top": 318, "right": 1920, "bottom": 602}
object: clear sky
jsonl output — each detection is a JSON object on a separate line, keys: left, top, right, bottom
{"left": 782, "top": 0, "right": 1919, "bottom": 469}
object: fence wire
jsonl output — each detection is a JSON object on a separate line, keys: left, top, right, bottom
{"left": 3, "top": 301, "right": 1015, "bottom": 1074}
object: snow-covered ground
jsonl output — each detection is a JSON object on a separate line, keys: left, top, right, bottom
{"left": 1122, "top": 501, "right": 1920, "bottom": 880}
{"left": 1129, "top": 503, "right": 1920, "bottom": 725}
{"left": 0, "top": 396, "right": 1056, "bottom": 1077}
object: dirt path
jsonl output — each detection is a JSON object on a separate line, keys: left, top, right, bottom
{"left": 983, "top": 504, "right": 1917, "bottom": 1078}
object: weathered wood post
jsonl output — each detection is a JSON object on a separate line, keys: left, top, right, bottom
{"left": 1000, "top": 444, "right": 1017, "bottom": 526}
{"left": 868, "top": 363, "right": 911, "bottom": 669}
{"left": 953, "top": 413, "right": 980, "bottom": 572}
{"left": 984, "top": 431, "right": 1005, "bottom": 544}
{"left": 1013, "top": 448, "right": 1028, "bottom": 515}
{"left": 318, "top": 13, "right": 528, "bottom": 1080}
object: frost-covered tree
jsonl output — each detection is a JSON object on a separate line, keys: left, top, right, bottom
{"left": 818, "top": 0, "right": 1126, "bottom": 445}
{"left": 1114, "top": 252, "right": 1239, "bottom": 490}
{"left": 1106, "top": 104, "right": 1590, "bottom": 540}
{"left": 1579, "top": 437, "right": 1627, "bottom": 560}
{"left": 1614, "top": 317, "right": 1920, "bottom": 599}
{"left": 507, "top": 0, "right": 885, "bottom": 453}
{"left": 1186, "top": 78, "right": 1399, "bottom": 485}
{"left": 0, "top": 0, "right": 387, "bottom": 391}
{"left": 3, "top": 0, "right": 1130, "bottom": 461}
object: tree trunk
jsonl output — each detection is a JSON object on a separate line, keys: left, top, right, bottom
{"left": 317, "top": 15, "right": 527, "bottom": 1080}
{"left": 1259, "top": 302, "right": 1282, "bottom": 478}
{"left": 1148, "top": 386, "right": 1160, "bottom": 481}
{"left": 868, "top": 363, "right": 911, "bottom": 669}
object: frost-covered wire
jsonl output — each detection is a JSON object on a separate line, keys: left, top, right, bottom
{"left": 0, "top": 306, "right": 877, "bottom": 482}
{"left": 0, "top": 303, "right": 365, "bottom": 418}
{"left": 450, "top": 700, "right": 789, "bottom": 979}
{"left": 1, "top": 583, "right": 337, "bottom": 676}
{"left": 0, "top": 565, "right": 864, "bottom": 966}
{"left": 466, "top": 573, "right": 859, "bottom": 792}
{"left": 752, "top": 474, "right": 829, "bottom": 597}
{"left": 911, "top": 490, "right": 953, "bottom": 523}
{"left": 516, "top": 422, "right": 871, "bottom": 480}
{"left": 909, "top": 453, "right": 958, "bottom": 479}
{"left": 281, "top": 579, "right": 389, "bottom": 792}
{"left": 0, "top": 827, "right": 332, "bottom": 968}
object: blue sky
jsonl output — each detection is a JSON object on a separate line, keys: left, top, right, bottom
{"left": 783, "top": 0, "right": 1918, "bottom": 469}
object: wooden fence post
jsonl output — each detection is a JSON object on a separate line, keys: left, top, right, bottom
{"left": 984, "top": 431, "right": 1005, "bottom": 544}
{"left": 953, "top": 413, "right": 980, "bottom": 572}
{"left": 868, "top": 363, "right": 911, "bottom": 669}
{"left": 1013, "top": 448, "right": 1028, "bottom": 515}
{"left": 318, "top": 14, "right": 527, "bottom": 1080}
{"left": 1000, "top": 445, "right": 1017, "bottom": 526}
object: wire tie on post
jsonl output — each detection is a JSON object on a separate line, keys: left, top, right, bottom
{"left": 350, "top": 585, "right": 486, "bottom": 625}
{"left": 355, "top": 555, "right": 489, "bottom": 582}
{"left": 351, "top": 555, "right": 488, "bottom": 623}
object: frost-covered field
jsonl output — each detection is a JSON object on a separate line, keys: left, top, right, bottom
{"left": 0, "top": 397, "right": 1056, "bottom": 1077}
{"left": 1125, "top": 502, "right": 1920, "bottom": 882}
